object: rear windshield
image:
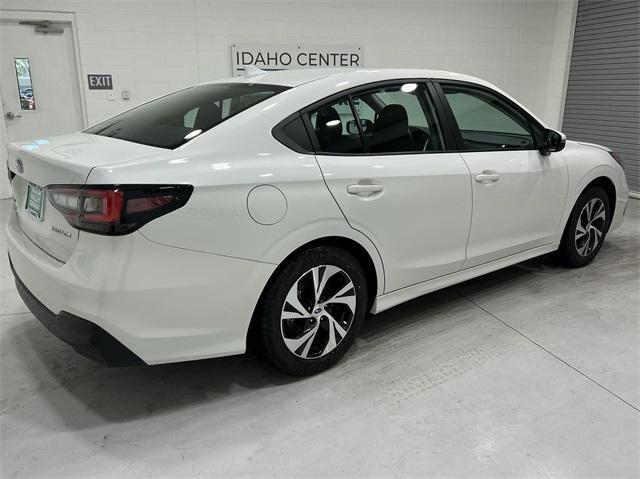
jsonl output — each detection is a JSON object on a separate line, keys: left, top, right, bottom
{"left": 85, "top": 83, "right": 289, "bottom": 149}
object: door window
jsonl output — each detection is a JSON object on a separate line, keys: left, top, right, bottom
{"left": 352, "top": 83, "right": 443, "bottom": 153}
{"left": 14, "top": 58, "right": 36, "bottom": 110}
{"left": 309, "top": 98, "right": 364, "bottom": 154}
{"left": 442, "top": 84, "right": 537, "bottom": 150}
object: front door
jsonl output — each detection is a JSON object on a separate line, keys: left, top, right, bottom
{"left": 0, "top": 17, "right": 84, "bottom": 197}
{"left": 307, "top": 82, "right": 472, "bottom": 292}
{"left": 438, "top": 82, "right": 568, "bottom": 269}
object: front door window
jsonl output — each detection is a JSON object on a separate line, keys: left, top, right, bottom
{"left": 442, "top": 84, "right": 537, "bottom": 150}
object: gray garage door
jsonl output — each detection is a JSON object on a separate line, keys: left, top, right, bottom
{"left": 562, "top": 0, "right": 640, "bottom": 193}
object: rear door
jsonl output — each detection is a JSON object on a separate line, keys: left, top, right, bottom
{"left": 435, "top": 82, "right": 568, "bottom": 269}
{"left": 307, "top": 81, "right": 472, "bottom": 293}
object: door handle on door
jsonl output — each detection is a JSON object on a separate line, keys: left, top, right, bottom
{"left": 475, "top": 172, "right": 500, "bottom": 183}
{"left": 5, "top": 112, "right": 22, "bottom": 121}
{"left": 347, "top": 184, "right": 384, "bottom": 195}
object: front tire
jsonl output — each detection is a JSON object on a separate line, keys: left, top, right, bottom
{"left": 558, "top": 186, "right": 610, "bottom": 268}
{"left": 256, "top": 246, "right": 368, "bottom": 376}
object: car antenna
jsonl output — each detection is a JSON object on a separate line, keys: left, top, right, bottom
{"left": 244, "top": 65, "right": 267, "bottom": 77}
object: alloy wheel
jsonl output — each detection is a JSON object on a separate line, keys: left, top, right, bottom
{"left": 575, "top": 198, "right": 606, "bottom": 257}
{"left": 280, "top": 265, "right": 356, "bottom": 359}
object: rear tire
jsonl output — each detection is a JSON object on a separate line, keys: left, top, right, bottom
{"left": 256, "top": 246, "right": 368, "bottom": 376}
{"left": 557, "top": 186, "right": 610, "bottom": 268}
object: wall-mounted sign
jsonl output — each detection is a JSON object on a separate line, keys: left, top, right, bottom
{"left": 87, "top": 74, "right": 113, "bottom": 90}
{"left": 231, "top": 44, "right": 362, "bottom": 76}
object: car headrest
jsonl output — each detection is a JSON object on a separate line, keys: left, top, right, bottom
{"left": 374, "top": 104, "right": 409, "bottom": 131}
{"left": 315, "top": 106, "right": 342, "bottom": 148}
{"left": 194, "top": 102, "right": 222, "bottom": 129}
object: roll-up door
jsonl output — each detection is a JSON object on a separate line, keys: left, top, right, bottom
{"left": 562, "top": 0, "right": 640, "bottom": 193}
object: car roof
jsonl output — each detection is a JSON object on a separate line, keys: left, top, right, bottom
{"left": 204, "top": 68, "right": 491, "bottom": 89}
{"left": 197, "top": 67, "right": 548, "bottom": 130}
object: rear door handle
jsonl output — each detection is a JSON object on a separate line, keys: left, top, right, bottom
{"left": 475, "top": 172, "right": 500, "bottom": 183}
{"left": 347, "top": 184, "right": 384, "bottom": 195}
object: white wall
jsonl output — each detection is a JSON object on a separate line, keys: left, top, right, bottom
{"left": 1, "top": 0, "right": 575, "bottom": 128}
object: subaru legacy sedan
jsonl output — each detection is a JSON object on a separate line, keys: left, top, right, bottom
{"left": 6, "top": 68, "right": 629, "bottom": 375}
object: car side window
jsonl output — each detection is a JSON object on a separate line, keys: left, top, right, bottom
{"left": 352, "top": 83, "right": 443, "bottom": 153}
{"left": 441, "top": 84, "right": 536, "bottom": 150}
{"left": 184, "top": 107, "right": 198, "bottom": 128}
{"left": 309, "top": 98, "right": 364, "bottom": 154}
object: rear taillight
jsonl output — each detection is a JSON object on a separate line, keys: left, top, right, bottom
{"left": 46, "top": 184, "right": 193, "bottom": 235}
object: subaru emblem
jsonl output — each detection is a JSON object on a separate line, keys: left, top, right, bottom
{"left": 15, "top": 158, "right": 24, "bottom": 174}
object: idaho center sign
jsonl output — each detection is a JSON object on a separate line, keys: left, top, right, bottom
{"left": 231, "top": 44, "right": 363, "bottom": 76}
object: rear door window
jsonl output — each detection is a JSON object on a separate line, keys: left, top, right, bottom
{"left": 352, "top": 83, "right": 443, "bottom": 153}
{"left": 308, "top": 98, "right": 364, "bottom": 154}
{"left": 85, "top": 83, "right": 289, "bottom": 149}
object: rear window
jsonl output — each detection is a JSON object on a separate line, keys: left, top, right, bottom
{"left": 85, "top": 83, "right": 289, "bottom": 149}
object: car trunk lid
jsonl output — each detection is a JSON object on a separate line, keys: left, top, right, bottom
{"left": 7, "top": 132, "right": 166, "bottom": 262}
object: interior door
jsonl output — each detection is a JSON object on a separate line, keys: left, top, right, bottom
{"left": 0, "top": 19, "right": 84, "bottom": 197}
{"left": 438, "top": 82, "right": 568, "bottom": 269}
{"left": 307, "top": 82, "right": 472, "bottom": 292}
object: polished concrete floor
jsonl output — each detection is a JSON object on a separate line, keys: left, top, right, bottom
{"left": 1, "top": 197, "right": 639, "bottom": 478}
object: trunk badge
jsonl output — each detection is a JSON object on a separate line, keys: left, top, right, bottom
{"left": 52, "top": 226, "right": 73, "bottom": 238}
{"left": 15, "top": 158, "right": 24, "bottom": 174}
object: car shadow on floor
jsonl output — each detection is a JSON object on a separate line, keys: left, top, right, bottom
{"left": 5, "top": 251, "right": 564, "bottom": 428}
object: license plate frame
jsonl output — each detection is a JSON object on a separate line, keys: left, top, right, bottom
{"left": 25, "top": 182, "right": 45, "bottom": 222}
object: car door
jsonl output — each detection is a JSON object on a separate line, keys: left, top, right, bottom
{"left": 306, "top": 81, "right": 472, "bottom": 293}
{"left": 436, "top": 82, "right": 568, "bottom": 269}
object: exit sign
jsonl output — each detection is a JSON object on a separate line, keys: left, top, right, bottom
{"left": 87, "top": 74, "right": 113, "bottom": 90}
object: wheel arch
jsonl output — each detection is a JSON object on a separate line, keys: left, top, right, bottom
{"left": 566, "top": 175, "right": 617, "bottom": 235}
{"left": 558, "top": 159, "right": 620, "bottom": 240}
{"left": 246, "top": 235, "right": 381, "bottom": 349}
{"left": 583, "top": 176, "right": 616, "bottom": 213}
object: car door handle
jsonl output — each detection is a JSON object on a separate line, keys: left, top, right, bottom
{"left": 475, "top": 172, "right": 500, "bottom": 183}
{"left": 347, "top": 184, "right": 384, "bottom": 195}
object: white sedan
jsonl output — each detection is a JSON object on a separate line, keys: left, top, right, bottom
{"left": 6, "top": 68, "right": 629, "bottom": 375}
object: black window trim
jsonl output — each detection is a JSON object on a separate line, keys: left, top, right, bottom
{"left": 272, "top": 111, "right": 315, "bottom": 154}
{"left": 347, "top": 94, "right": 368, "bottom": 153}
{"left": 432, "top": 79, "right": 546, "bottom": 153}
{"left": 425, "top": 81, "right": 458, "bottom": 150}
{"left": 272, "top": 77, "right": 548, "bottom": 157}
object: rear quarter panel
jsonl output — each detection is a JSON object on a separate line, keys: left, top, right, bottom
{"left": 86, "top": 104, "right": 386, "bottom": 295}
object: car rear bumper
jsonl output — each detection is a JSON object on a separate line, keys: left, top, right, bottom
{"left": 6, "top": 202, "right": 276, "bottom": 365}
{"left": 11, "top": 259, "right": 144, "bottom": 366}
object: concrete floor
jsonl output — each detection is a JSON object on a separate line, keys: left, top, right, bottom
{"left": 1, "top": 197, "right": 639, "bottom": 478}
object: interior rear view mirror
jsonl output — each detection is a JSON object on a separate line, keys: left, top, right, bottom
{"left": 540, "top": 129, "right": 566, "bottom": 156}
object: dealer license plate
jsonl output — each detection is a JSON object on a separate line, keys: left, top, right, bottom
{"left": 25, "top": 182, "right": 45, "bottom": 221}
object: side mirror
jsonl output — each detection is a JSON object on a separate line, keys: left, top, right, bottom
{"left": 539, "top": 129, "right": 566, "bottom": 156}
